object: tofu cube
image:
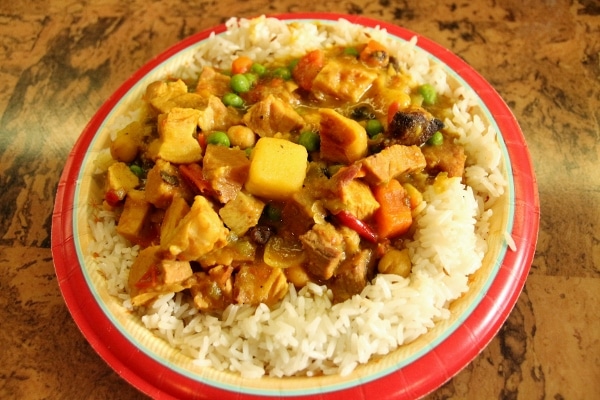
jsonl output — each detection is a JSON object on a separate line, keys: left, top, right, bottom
{"left": 245, "top": 137, "right": 308, "bottom": 200}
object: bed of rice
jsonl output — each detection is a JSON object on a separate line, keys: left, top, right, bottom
{"left": 86, "top": 16, "right": 507, "bottom": 379}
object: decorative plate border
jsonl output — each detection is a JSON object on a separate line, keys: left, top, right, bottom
{"left": 52, "top": 12, "right": 540, "bottom": 400}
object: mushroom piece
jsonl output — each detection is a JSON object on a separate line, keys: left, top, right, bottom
{"left": 388, "top": 106, "right": 444, "bottom": 146}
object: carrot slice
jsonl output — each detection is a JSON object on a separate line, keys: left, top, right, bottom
{"left": 135, "top": 264, "right": 161, "bottom": 289}
{"left": 372, "top": 179, "right": 413, "bottom": 238}
{"left": 359, "top": 39, "right": 389, "bottom": 68}
{"left": 387, "top": 101, "right": 401, "bottom": 125}
{"left": 231, "top": 55, "right": 253, "bottom": 75}
{"left": 292, "top": 49, "right": 325, "bottom": 91}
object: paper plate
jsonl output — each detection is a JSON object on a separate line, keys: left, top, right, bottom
{"left": 52, "top": 13, "right": 539, "bottom": 399}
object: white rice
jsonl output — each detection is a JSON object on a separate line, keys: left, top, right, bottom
{"left": 86, "top": 16, "right": 507, "bottom": 378}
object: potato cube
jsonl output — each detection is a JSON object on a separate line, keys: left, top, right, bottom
{"left": 245, "top": 137, "right": 308, "bottom": 200}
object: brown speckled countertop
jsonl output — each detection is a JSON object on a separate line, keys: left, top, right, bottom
{"left": 1, "top": 0, "right": 599, "bottom": 399}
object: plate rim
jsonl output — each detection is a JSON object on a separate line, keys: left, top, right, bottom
{"left": 51, "top": 11, "right": 540, "bottom": 400}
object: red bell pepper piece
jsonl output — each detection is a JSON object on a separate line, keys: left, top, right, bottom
{"left": 387, "top": 101, "right": 401, "bottom": 125}
{"left": 292, "top": 49, "right": 325, "bottom": 91}
{"left": 178, "top": 163, "right": 214, "bottom": 196}
{"left": 135, "top": 264, "right": 161, "bottom": 289}
{"left": 104, "top": 188, "right": 125, "bottom": 207}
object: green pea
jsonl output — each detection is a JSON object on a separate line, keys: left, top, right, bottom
{"left": 344, "top": 47, "right": 359, "bottom": 57}
{"left": 327, "top": 164, "right": 343, "bottom": 177}
{"left": 129, "top": 164, "right": 145, "bottom": 178}
{"left": 365, "top": 119, "right": 383, "bottom": 138}
{"left": 222, "top": 92, "right": 244, "bottom": 108}
{"left": 272, "top": 67, "right": 292, "bottom": 80}
{"left": 427, "top": 131, "right": 444, "bottom": 146}
{"left": 207, "top": 131, "right": 231, "bottom": 147}
{"left": 298, "top": 131, "right": 320, "bottom": 152}
{"left": 244, "top": 72, "right": 258, "bottom": 86}
{"left": 418, "top": 83, "right": 437, "bottom": 105}
{"left": 230, "top": 73, "right": 251, "bottom": 93}
{"left": 251, "top": 63, "right": 267, "bottom": 76}
{"left": 410, "top": 93, "right": 424, "bottom": 107}
{"left": 264, "top": 203, "right": 282, "bottom": 222}
{"left": 288, "top": 59, "right": 300, "bottom": 71}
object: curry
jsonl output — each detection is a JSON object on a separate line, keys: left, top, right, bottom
{"left": 102, "top": 39, "right": 467, "bottom": 313}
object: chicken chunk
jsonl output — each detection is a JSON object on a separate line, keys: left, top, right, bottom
{"left": 128, "top": 245, "right": 194, "bottom": 306}
{"left": 244, "top": 78, "right": 301, "bottom": 106}
{"left": 328, "top": 249, "right": 373, "bottom": 303}
{"left": 233, "top": 264, "right": 288, "bottom": 307}
{"left": 202, "top": 145, "right": 251, "bottom": 204}
{"left": 281, "top": 191, "right": 326, "bottom": 236}
{"left": 299, "top": 222, "right": 346, "bottom": 280}
{"left": 197, "top": 95, "right": 241, "bottom": 133}
{"left": 189, "top": 266, "right": 234, "bottom": 312}
{"left": 195, "top": 66, "right": 231, "bottom": 99}
{"left": 360, "top": 144, "right": 426, "bottom": 185}
{"left": 311, "top": 58, "right": 378, "bottom": 103}
{"left": 242, "top": 94, "right": 304, "bottom": 137}
{"left": 144, "top": 79, "right": 206, "bottom": 114}
{"left": 145, "top": 159, "right": 194, "bottom": 209}
{"left": 325, "top": 164, "right": 379, "bottom": 220}
{"left": 147, "top": 107, "right": 203, "bottom": 164}
{"left": 421, "top": 139, "right": 467, "bottom": 178}
{"left": 278, "top": 161, "right": 329, "bottom": 235}
{"left": 377, "top": 248, "right": 412, "bottom": 277}
{"left": 318, "top": 108, "right": 368, "bottom": 164}
{"left": 161, "top": 195, "right": 229, "bottom": 261}
{"left": 218, "top": 191, "right": 265, "bottom": 236}
{"left": 160, "top": 195, "right": 190, "bottom": 245}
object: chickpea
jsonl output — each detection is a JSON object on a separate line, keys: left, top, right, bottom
{"left": 227, "top": 125, "right": 256, "bottom": 149}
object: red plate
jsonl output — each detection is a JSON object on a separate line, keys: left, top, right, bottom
{"left": 52, "top": 12, "right": 539, "bottom": 399}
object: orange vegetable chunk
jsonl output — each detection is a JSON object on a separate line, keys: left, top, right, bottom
{"left": 292, "top": 49, "right": 325, "bottom": 91}
{"left": 372, "top": 179, "right": 413, "bottom": 239}
{"left": 359, "top": 39, "right": 389, "bottom": 68}
{"left": 231, "top": 55, "right": 253, "bottom": 75}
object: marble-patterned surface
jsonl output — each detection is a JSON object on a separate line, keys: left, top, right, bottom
{"left": 1, "top": 0, "right": 598, "bottom": 398}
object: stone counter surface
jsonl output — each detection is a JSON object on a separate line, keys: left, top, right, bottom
{"left": 1, "top": 0, "right": 598, "bottom": 399}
